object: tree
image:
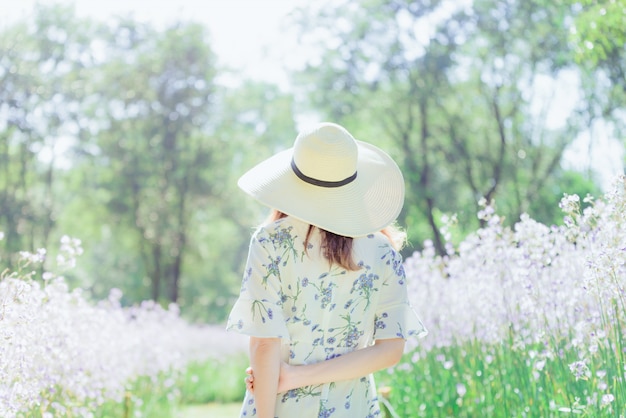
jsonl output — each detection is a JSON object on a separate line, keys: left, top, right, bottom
{"left": 570, "top": 0, "right": 626, "bottom": 84}
{"left": 569, "top": 0, "right": 626, "bottom": 167}
{"left": 0, "top": 4, "right": 99, "bottom": 265}
{"left": 0, "top": 5, "right": 299, "bottom": 321}
{"left": 67, "top": 18, "right": 298, "bottom": 313}
{"left": 77, "top": 19, "right": 219, "bottom": 303}
{"left": 179, "top": 80, "right": 297, "bottom": 322}
{"left": 290, "top": 0, "right": 597, "bottom": 254}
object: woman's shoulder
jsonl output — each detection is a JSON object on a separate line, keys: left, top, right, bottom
{"left": 354, "top": 231, "right": 396, "bottom": 255}
{"left": 252, "top": 216, "right": 309, "bottom": 243}
{"left": 356, "top": 231, "right": 392, "bottom": 244}
{"left": 353, "top": 232, "right": 404, "bottom": 275}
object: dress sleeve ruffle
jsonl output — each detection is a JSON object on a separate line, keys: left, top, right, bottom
{"left": 226, "top": 227, "right": 289, "bottom": 339}
{"left": 226, "top": 296, "right": 289, "bottom": 338}
{"left": 373, "top": 302, "right": 428, "bottom": 340}
{"left": 373, "top": 246, "right": 428, "bottom": 340}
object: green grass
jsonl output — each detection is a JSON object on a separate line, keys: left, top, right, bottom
{"left": 24, "top": 356, "right": 249, "bottom": 418}
{"left": 178, "top": 353, "right": 249, "bottom": 404}
{"left": 27, "top": 373, "right": 184, "bottom": 418}
{"left": 178, "top": 403, "right": 241, "bottom": 418}
{"left": 374, "top": 336, "right": 623, "bottom": 418}
{"left": 25, "top": 333, "right": 626, "bottom": 418}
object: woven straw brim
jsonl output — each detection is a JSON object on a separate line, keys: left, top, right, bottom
{"left": 237, "top": 140, "right": 404, "bottom": 237}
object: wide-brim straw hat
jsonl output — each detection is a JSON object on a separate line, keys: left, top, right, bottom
{"left": 238, "top": 122, "right": 405, "bottom": 237}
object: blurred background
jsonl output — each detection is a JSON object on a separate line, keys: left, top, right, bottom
{"left": 1, "top": 0, "right": 624, "bottom": 324}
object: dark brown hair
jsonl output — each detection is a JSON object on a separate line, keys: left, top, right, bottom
{"left": 265, "top": 210, "right": 405, "bottom": 271}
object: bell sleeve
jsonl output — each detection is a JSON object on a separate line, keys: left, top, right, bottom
{"left": 226, "top": 227, "right": 289, "bottom": 338}
{"left": 373, "top": 247, "right": 428, "bottom": 340}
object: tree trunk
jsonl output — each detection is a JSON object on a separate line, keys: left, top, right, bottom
{"left": 418, "top": 100, "right": 445, "bottom": 255}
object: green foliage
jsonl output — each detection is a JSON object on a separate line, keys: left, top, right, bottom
{"left": 525, "top": 169, "right": 602, "bottom": 226}
{"left": 290, "top": 0, "right": 621, "bottom": 254}
{"left": 178, "top": 355, "right": 249, "bottom": 404}
{"left": 85, "top": 19, "right": 219, "bottom": 303}
{"left": 568, "top": 0, "right": 626, "bottom": 151}
{"left": 571, "top": 0, "right": 626, "bottom": 65}
{"left": 0, "top": 4, "right": 297, "bottom": 321}
{"left": 180, "top": 403, "right": 242, "bottom": 418}
{"left": 95, "top": 338, "right": 626, "bottom": 417}
{"left": 22, "top": 371, "right": 183, "bottom": 418}
{"left": 375, "top": 337, "right": 622, "bottom": 417}
{"left": 0, "top": 4, "right": 101, "bottom": 263}
{"left": 18, "top": 354, "right": 248, "bottom": 418}
{"left": 0, "top": 1, "right": 621, "bottom": 322}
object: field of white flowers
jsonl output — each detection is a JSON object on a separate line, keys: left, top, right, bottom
{"left": 392, "top": 175, "right": 626, "bottom": 417}
{"left": 2, "top": 176, "right": 625, "bottom": 417}
{"left": 0, "top": 236, "right": 246, "bottom": 417}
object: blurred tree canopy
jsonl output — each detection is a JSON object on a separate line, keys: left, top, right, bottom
{"left": 0, "top": 1, "right": 621, "bottom": 322}
{"left": 568, "top": 0, "right": 626, "bottom": 153}
{"left": 289, "top": 0, "right": 613, "bottom": 253}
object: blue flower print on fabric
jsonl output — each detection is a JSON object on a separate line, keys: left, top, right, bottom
{"left": 226, "top": 217, "right": 427, "bottom": 417}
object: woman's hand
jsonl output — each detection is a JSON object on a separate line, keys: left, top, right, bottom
{"left": 245, "top": 362, "right": 294, "bottom": 394}
{"left": 245, "top": 366, "right": 254, "bottom": 392}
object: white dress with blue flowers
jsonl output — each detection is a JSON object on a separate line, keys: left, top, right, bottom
{"left": 226, "top": 216, "right": 427, "bottom": 418}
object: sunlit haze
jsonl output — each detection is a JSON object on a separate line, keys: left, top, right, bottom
{"left": 2, "top": 0, "right": 310, "bottom": 88}
{"left": 2, "top": 0, "right": 623, "bottom": 187}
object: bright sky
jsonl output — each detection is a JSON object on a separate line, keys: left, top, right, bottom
{"left": 3, "top": 0, "right": 623, "bottom": 188}
{"left": 2, "top": 0, "right": 310, "bottom": 88}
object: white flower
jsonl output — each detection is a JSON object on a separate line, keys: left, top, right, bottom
{"left": 0, "top": 260, "right": 246, "bottom": 416}
{"left": 456, "top": 383, "right": 467, "bottom": 397}
{"left": 601, "top": 393, "right": 615, "bottom": 406}
{"left": 534, "top": 360, "right": 546, "bottom": 371}
{"left": 569, "top": 360, "right": 591, "bottom": 380}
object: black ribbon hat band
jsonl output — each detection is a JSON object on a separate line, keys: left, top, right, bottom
{"left": 291, "top": 159, "right": 357, "bottom": 188}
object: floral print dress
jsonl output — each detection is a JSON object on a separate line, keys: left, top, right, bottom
{"left": 226, "top": 216, "right": 427, "bottom": 418}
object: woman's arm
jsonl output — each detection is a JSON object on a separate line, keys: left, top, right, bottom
{"left": 246, "top": 338, "right": 405, "bottom": 393}
{"left": 249, "top": 336, "right": 281, "bottom": 418}
{"left": 279, "top": 338, "right": 405, "bottom": 392}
